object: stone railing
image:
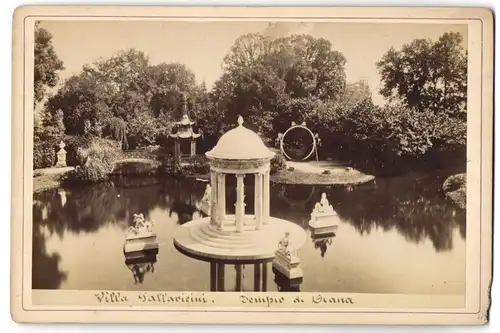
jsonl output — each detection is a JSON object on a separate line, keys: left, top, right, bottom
{"left": 120, "top": 150, "right": 160, "bottom": 160}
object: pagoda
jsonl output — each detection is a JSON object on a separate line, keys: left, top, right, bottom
{"left": 169, "top": 94, "right": 201, "bottom": 160}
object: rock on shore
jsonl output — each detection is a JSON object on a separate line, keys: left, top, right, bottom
{"left": 443, "top": 173, "right": 466, "bottom": 209}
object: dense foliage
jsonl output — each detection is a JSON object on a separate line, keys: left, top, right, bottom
{"left": 34, "top": 22, "right": 65, "bottom": 108}
{"left": 270, "top": 152, "right": 287, "bottom": 174}
{"left": 377, "top": 32, "right": 467, "bottom": 120}
{"left": 65, "top": 139, "right": 120, "bottom": 183}
{"left": 201, "top": 33, "right": 347, "bottom": 138}
{"left": 33, "top": 141, "right": 57, "bottom": 169}
{"left": 35, "top": 29, "right": 467, "bottom": 178}
{"left": 44, "top": 49, "right": 207, "bottom": 149}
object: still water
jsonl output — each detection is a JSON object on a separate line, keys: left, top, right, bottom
{"left": 32, "top": 173, "right": 466, "bottom": 294}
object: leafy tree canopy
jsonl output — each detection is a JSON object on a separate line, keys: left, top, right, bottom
{"left": 34, "top": 22, "right": 65, "bottom": 107}
{"left": 209, "top": 33, "right": 347, "bottom": 136}
{"left": 377, "top": 32, "right": 467, "bottom": 119}
{"left": 45, "top": 48, "right": 208, "bottom": 147}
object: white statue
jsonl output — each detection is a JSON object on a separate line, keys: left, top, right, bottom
{"left": 319, "top": 193, "right": 334, "bottom": 213}
{"left": 127, "top": 213, "right": 153, "bottom": 235}
{"left": 278, "top": 232, "right": 297, "bottom": 259}
{"left": 202, "top": 184, "right": 211, "bottom": 202}
{"left": 55, "top": 140, "right": 67, "bottom": 167}
{"left": 133, "top": 213, "right": 146, "bottom": 228}
{"left": 275, "top": 133, "right": 283, "bottom": 147}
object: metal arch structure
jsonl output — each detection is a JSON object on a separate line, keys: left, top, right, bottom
{"left": 279, "top": 122, "right": 320, "bottom": 161}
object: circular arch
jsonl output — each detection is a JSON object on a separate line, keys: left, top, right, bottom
{"left": 280, "top": 124, "right": 317, "bottom": 161}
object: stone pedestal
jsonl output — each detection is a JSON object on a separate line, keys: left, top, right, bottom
{"left": 272, "top": 250, "right": 303, "bottom": 280}
{"left": 308, "top": 212, "right": 339, "bottom": 235}
{"left": 124, "top": 232, "right": 158, "bottom": 254}
{"left": 124, "top": 214, "right": 158, "bottom": 254}
{"left": 308, "top": 194, "right": 339, "bottom": 235}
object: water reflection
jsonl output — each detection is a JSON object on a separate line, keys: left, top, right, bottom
{"left": 32, "top": 225, "right": 67, "bottom": 289}
{"left": 273, "top": 268, "right": 302, "bottom": 292}
{"left": 125, "top": 250, "right": 158, "bottom": 285}
{"left": 32, "top": 172, "right": 466, "bottom": 293}
{"left": 272, "top": 173, "right": 466, "bottom": 252}
{"left": 311, "top": 233, "right": 336, "bottom": 258}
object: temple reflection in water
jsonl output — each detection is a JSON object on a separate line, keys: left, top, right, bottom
{"left": 32, "top": 168, "right": 466, "bottom": 294}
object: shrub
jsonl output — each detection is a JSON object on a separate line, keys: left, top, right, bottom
{"left": 270, "top": 152, "right": 287, "bottom": 174}
{"left": 33, "top": 141, "right": 56, "bottom": 169}
{"left": 190, "top": 155, "right": 210, "bottom": 175}
{"left": 65, "top": 139, "right": 119, "bottom": 183}
{"left": 161, "top": 156, "right": 184, "bottom": 177}
{"left": 64, "top": 135, "right": 94, "bottom": 166}
{"left": 159, "top": 155, "right": 211, "bottom": 177}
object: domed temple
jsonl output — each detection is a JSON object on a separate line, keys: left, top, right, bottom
{"left": 173, "top": 116, "right": 306, "bottom": 291}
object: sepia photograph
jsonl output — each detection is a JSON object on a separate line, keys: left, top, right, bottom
{"left": 10, "top": 5, "right": 493, "bottom": 325}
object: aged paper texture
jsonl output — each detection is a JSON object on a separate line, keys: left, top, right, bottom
{"left": 11, "top": 5, "right": 493, "bottom": 325}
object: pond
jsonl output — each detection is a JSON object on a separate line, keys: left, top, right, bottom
{"left": 32, "top": 172, "right": 466, "bottom": 295}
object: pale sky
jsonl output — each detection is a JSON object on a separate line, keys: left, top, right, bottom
{"left": 39, "top": 20, "right": 468, "bottom": 106}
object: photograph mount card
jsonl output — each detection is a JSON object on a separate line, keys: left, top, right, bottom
{"left": 10, "top": 5, "right": 494, "bottom": 325}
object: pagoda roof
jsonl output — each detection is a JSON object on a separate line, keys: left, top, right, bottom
{"left": 176, "top": 114, "right": 195, "bottom": 126}
{"left": 170, "top": 129, "right": 202, "bottom": 139}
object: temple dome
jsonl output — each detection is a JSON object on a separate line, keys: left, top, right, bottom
{"left": 206, "top": 116, "right": 275, "bottom": 160}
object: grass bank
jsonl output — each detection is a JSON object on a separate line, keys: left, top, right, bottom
{"left": 33, "top": 171, "right": 69, "bottom": 193}
{"left": 270, "top": 168, "right": 375, "bottom": 186}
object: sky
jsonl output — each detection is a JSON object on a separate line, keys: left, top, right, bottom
{"left": 39, "top": 20, "right": 468, "bottom": 106}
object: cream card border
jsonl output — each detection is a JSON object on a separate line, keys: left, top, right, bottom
{"left": 10, "top": 5, "right": 494, "bottom": 325}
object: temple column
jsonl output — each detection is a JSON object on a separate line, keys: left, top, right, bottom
{"left": 174, "top": 140, "right": 179, "bottom": 160}
{"left": 254, "top": 173, "right": 263, "bottom": 230}
{"left": 210, "top": 170, "right": 218, "bottom": 225}
{"left": 263, "top": 169, "right": 270, "bottom": 224}
{"left": 235, "top": 174, "right": 245, "bottom": 232}
{"left": 217, "top": 173, "right": 226, "bottom": 229}
{"left": 190, "top": 140, "right": 196, "bottom": 156}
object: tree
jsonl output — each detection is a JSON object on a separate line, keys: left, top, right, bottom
{"left": 82, "top": 48, "right": 150, "bottom": 121}
{"left": 143, "top": 62, "right": 200, "bottom": 118}
{"left": 45, "top": 48, "right": 208, "bottom": 148}
{"left": 45, "top": 73, "right": 111, "bottom": 135}
{"left": 34, "top": 22, "right": 64, "bottom": 108}
{"left": 210, "top": 33, "right": 347, "bottom": 138}
{"left": 342, "top": 81, "right": 373, "bottom": 109}
{"left": 105, "top": 117, "right": 128, "bottom": 149}
{"left": 377, "top": 32, "right": 467, "bottom": 119}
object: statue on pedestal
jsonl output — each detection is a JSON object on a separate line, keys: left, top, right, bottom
{"left": 277, "top": 232, "right": 297, "bottom": 259}
{"left": 273, "top": 232, "right": 303, "bottom": 280}
{"left": 124, "top": 213, "right": 158, "bottom": 254}
{"left": 55, "top": 141, "right": 67, "bottom": 168}
{"left": 308, "top": 193, "right": 339, "bottom": 235}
